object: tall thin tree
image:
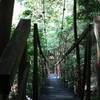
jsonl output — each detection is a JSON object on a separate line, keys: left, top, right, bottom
{"left": 94, "top": 16, "right": 100, "bottom": 100}
{"left": 73, "top": 0, "right": 82, "bottom": 98}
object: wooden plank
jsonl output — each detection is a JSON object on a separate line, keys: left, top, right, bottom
{"left": 0, "top": 19, "right": 30, "bottom": 74}
{"left": 0, "top": 19, "right": 30, "bottom": 99}
{"left": 0, "top": 0, "right": 15, "bottom": 56}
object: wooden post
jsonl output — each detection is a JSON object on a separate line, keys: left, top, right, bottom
{"left": 18, "top": 47, "right": 29, "bottom": 100}
{"left": 81, "top": 37, "right": 88, "bottom": 100}
{"left": 0, "top": 19, "right": 30, "bottom": 100}
{"left": 0, "top": 0, "right": 15, "bottom": 56}
{"left": 85, "top": 32, "right": 92, "bottom": 100}
{"left": 32, "top": 24, "right": 38, "bottom": 100}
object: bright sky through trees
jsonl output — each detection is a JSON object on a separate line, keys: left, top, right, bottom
{"left": 12, "top": 0, "right": 25, "bottom": 24}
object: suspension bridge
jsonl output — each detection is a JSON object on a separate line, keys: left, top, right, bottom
{"left": 0, "top": 0, "right": 100, "bottom": 100}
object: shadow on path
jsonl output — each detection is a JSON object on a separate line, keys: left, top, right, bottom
{"left": 39, "top": 74, "right": 80, "bottom": 100}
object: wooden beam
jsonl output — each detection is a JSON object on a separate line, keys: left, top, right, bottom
{"left": 56, "top": 24, "right": 92, "bottom": 65}
{"left": 18, "top": 47, "right": 29, "bottom": 100}
{"left": 0, "top": 19, "right": 30, "bottom": 74}
{"left": 85, "top": 30, "right": 92, "bottom": 100}
{"left": 32, "top": 24, "right": 38, "bottom": 100}
{"left": 0, "top": 0, "right": 15, "bottom": 56}
{"left": 0, "top": 19, "right": 30, "bottom": 99}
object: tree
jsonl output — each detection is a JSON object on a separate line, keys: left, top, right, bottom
{"left": 94, "top": 16, "right": 100, "bottom": 100}
{"left": 73, "top": 0, "right": 82, "bottom": 98}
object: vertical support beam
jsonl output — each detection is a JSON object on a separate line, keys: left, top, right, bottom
{"left": 32, "top": 24, "right": 38, "bottom": 100}
{"left": 73, "top": 0, "right": 81, "bottom": 97}
{"left": 81, "top": 37, "right": 88, "bottom": 100}
{"left": 0, "top": 19, "right": 30, "bottom": 100}
{"left": 18, "top": 47, "right": 29, "bottom": 100}
{"left": 85, "top": 33, "right": 92, "bottom": 100}
{"left": 0, "top": 0, "right": 15, "bottom": 56}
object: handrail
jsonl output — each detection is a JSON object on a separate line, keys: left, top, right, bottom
{"left": 36, "top": 26, "right": 48, "bottom": 63}
{"left": 0, "top": 19, "right": 31, "bottom": 100}
{"left": 35, "top": 24, "right": 50, "bottom": 74}
{"left": 56, "top": 24, "right": 92, "bottom": 65}
{"left": 0, "top": 19, "right": 31, "bottom": 75}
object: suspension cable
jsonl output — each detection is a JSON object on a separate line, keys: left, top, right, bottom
{"left": 58, "top": 0, "right": 66, "bottom": 58}
{"left": 42, "top": 0, "right": 47, "bottom": 55}
{"left": 42, "top": 0, "right": 46, "bottom": 39}
{"left": 59, "top": 0, "right": 66, "bottom": 45}
{"left": 61, "top": 0, "right": 66, "bottom": 30}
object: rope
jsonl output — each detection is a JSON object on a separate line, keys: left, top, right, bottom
{"left": 42, "top": 0, "right": 47, "bottom": 54}
{"left": 58, "top": 0, "right": 66, "bottom": 59}
{"left": 42, "top": 0, "right": 46, "bottom": 36}
{"left": 61, "top": 0, "right": 66, "bottom": 30}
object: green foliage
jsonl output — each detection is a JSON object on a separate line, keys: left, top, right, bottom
{"left": 91, "top": 96, "right": 99, "bottom": 100}
{"left": 78, "top": 0, "right": 100, "bottom": 21}
{"left": 22, "top": 10, "right": 32, "bottom": 17}
{"left": 14, "top": 0, "right": 99, "bottom": 97}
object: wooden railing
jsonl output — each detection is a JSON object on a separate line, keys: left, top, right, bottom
{"left": 56, "top": 24, "right": 92, "bottom": 65}
{"left": 32, "top": 24, "right": 50, "bottom": 100}
{"left": 0, "top": 21, "right": 48, "bottom": 100}
{"left": 55, "top": 24, "right": 93, "bottom": 100}
{"left": 0, "top": 19, "right": 31, "bottom": 100}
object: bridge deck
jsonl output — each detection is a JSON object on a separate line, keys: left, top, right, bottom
{"left": 39, "top": 74, "right": 80, "bottom": 100}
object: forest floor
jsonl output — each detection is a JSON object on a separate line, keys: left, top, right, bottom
{"left": 39, "top": 74, "right": 80, "bottom": 100}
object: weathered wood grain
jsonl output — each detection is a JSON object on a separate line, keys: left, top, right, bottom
{"left": 0, "top": 19, "right": 30, "bottom": 75}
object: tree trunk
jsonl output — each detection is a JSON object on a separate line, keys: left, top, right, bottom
{"left": 94, "top": 16, "right": 100, "bottom": 100}
{"left": 0, "top": 0, "right": 15, "bottom": 56}
{"left": 73, "top": 0, "right": 82, "bottom": 98}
